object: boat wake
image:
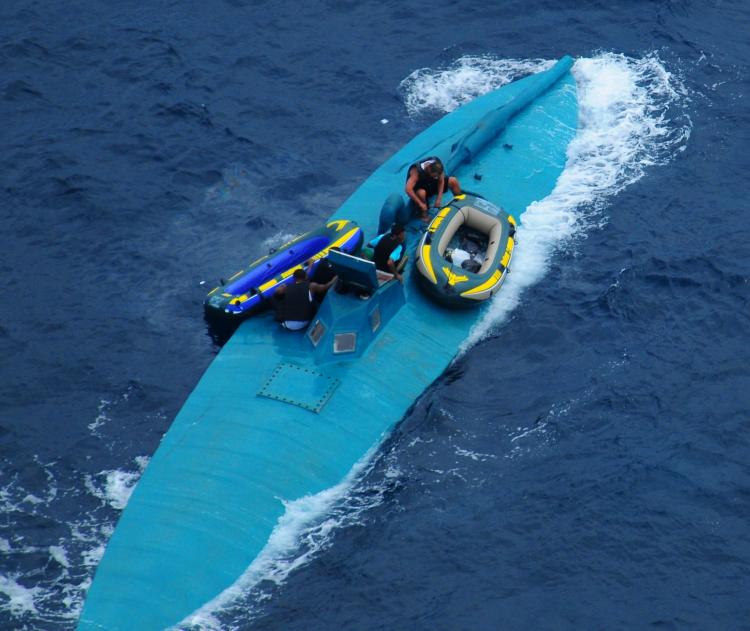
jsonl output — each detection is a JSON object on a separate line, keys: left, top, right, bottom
{"left": 0, "top": 387, "right": 154, "bottom": 629}
{"left": 177, "top": 445, "right": 396, "bottom": 630}
{"left": 456, "top": 53, "right": 692, "bottom": 348}
{"left": 0, "top": 446, "right": 149, "bottom": 629}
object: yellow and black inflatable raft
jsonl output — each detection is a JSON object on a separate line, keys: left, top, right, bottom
{"left": 414, "top": 193, "right": 515, "bottom": 307}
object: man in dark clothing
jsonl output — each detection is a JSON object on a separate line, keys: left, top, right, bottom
{"left": 405, "top": 156, "right": 461, "bottom": 221}
{"left": 368, "top": 223, "right": 406, "bottom": 283}
{"left": 308, "top": 247, "right": 338, "bottom": 284}
{"left": 273, "top": 268, "right": 337, "bottom": 331}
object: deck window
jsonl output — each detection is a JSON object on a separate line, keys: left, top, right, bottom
{"left": 333, "top": 332, "right": 357, "bottom": 354}
{"left": 308, "top": 320, "right": 326, "bottom": 347}
{"left": 370, "top": 306, "right": 381, "bottom": 332}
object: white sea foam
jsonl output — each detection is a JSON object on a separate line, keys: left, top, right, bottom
{"left": 0, "top": 450, "right": 151, "bottom": 627}
{"left": 87, "top": 398, "right": 111, "bottom": 433}
{"left": 262, "top": 231, "right": 299, "bottom": 250}
{"left": 401, "top": 56, "right": 554, "bottom": 115}
{"left": 0, "top": 574, "right": 41, "bottom": 616}
{"left": 454, "top": 447, "right": 496, "bottom": 462}
{"left": 84, "top": 457, "right": 149, "bottom": 510}
{"left": 179, "top": 445, "right": 389, "bottom": 629}
{"left": 49, "top": 545, "right": 70, "bottom": 569}
{"left": 460, "top": 52, "right": 691, "bottom": 346}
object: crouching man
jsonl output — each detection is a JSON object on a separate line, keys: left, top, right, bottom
{"left": 272, "top": 268, "right": 337, "bottom": 331}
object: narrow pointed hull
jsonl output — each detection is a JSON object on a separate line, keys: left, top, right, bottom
{"left": 79, "top": 57, "right": 578, "bottom": 630}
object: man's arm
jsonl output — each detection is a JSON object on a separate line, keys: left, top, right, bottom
{"left": 309, "top": 275, "right": 338, "bottom": 296}
{"left": 386, "top": 257, "right": 403, "bottom": 283}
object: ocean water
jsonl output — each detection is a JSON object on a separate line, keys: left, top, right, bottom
{"left": 1, "top": 1, "right": 749, "bottom": 630}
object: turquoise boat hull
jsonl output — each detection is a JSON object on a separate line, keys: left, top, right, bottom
{"left": 78, "top": 57, "right": 578, "bottom": 630}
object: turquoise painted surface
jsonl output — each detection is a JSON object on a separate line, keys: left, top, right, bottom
{"left": 78, "top": 58, "right": 578, "bottom": 630}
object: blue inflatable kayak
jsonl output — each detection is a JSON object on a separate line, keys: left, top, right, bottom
{"left": 78, "top": 56, "right": 578, "bottom": 630}
{"left": 204, "top": 219, "right": 363, "bottom": 321}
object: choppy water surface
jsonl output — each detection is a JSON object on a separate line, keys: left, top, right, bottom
{"left": 1, "top": 1, "right": 748, "bottom": 629}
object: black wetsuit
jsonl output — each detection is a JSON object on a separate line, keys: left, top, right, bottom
{"left": 274, "top": 281, "right": 316, "bottom": 328}
{"left": 310, "top": 259, "right": 336, "bottom": 285}
{"left": 407, "top": 157, "right": 449, "bottom": 197}
{"left": 309, "top": 259, "right": 336, "bottom": 303}
{"left": 373, "top": 234, "right": 403, "bottom": 273}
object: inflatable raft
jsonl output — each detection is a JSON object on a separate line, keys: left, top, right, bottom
{"left": 205, "top": 219, "right": 363, "bottom": 319}
{"left": 78, "top": 56, "right": 578, "bottom": 630}
{"left": 415, "top": 193, "right": 515, "bottom": 306}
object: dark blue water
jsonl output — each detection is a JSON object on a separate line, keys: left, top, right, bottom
{"left": 2, "top": 1, "right": 749, "bottom": 629}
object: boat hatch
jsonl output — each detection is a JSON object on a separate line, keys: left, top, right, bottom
{"left": 257, "top": 362, "right": 340, "bottom": 413}
{"left": 327, "top": 249, "right": 380, "bottom": 293}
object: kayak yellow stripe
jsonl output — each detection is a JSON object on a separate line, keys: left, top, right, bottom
{"left": 327, "top": 219, "right": 349, "bottom": 231}
{"left": 281, "top": 265, "right": 304, "bottom": 279}
{"left": 307, "top": 227, "right": 361, "bottom": 264}
{"left": 225, "top": 225, "right": 360, "bottom": 301}
{"left": 330, "top": 227, "right": 360, "bottom": 249}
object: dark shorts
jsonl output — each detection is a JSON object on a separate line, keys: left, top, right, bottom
{"left": 416, "top": 174, "right": 450, "bottom": 198}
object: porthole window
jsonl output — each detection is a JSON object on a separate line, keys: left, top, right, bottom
{"left": 333, "top": 332, "right": 357, "bottom": 354}
{"left": 308, "top": 320, "right": 326, "bottom": 347}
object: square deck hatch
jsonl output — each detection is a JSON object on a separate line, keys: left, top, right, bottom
{"left": 257, "top": 362, "right": 340, "bottom": 413}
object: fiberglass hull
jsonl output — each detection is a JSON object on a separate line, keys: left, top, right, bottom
{"left": 78, "top": 57, "right": 578, "bottom": 630}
